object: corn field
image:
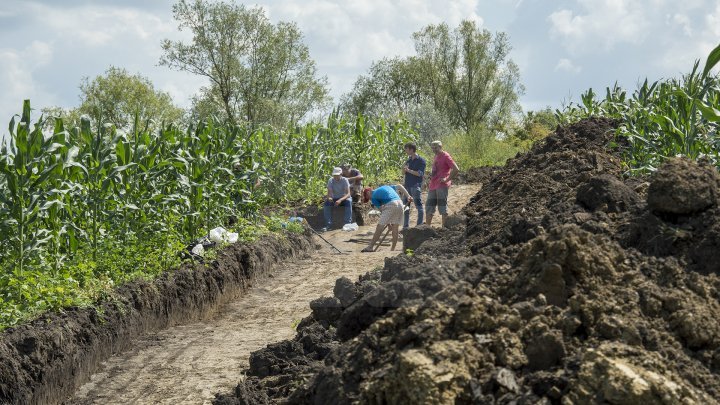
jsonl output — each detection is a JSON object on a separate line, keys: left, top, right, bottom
{"left": 557, "top": 43, "right": 720, "bottom": 174}
{"left": 0, "top": 102, "right": 414, "bottom": 327}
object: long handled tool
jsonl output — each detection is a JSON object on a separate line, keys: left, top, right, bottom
{"left": 373, "top": 226, "right": 392, "bottom": 251}
{"left": 310, "top": 227, "right": 346, "bottom": 254}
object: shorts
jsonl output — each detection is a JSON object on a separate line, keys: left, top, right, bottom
{"left": 426, "top": 187, "right": 449, "bottom": 215}
{"left": 379, "top": 199, "right": 404, "bottom": 226}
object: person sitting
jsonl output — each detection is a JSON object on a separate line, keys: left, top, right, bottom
{"left": 322, "top": 167, "right": 352, "bottom": 232}
{"left": 361, "top": 184, "right": 412, "bottom": 252}
{"left": 341, "top": 163, "right": 364, "bottom": 202}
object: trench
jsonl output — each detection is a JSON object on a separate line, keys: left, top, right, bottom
{"left": 69, "top": 185, "right": 480, "bottom": 405}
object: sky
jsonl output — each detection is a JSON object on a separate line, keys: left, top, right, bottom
{"left": 0, "top": 0, "right": 719, "bottom": 131}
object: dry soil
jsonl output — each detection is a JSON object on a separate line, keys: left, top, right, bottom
{"left": 71, "top": 185, "right": 480, "bottom": 405}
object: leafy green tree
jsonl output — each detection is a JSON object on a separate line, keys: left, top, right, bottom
{"left": 510, "top": 107, "right": 558, "bottom": 148}
{"left": 77, "top": 67, "right": 184, "bottom": 130}
{"left": 340, "top": 57, "right": 426, "bottom": 117}
{"left": 160, "top": 0, "right": 329, "bottom": 127}
{"left": 342, "top": 20, "right": 523, "bottom": 137}
{"left": 414, "top": 20, "right": 523, "bottom": 133}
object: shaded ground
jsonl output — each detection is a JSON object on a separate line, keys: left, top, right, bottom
{"left": 71, "top": 186, "right": 479, "bottom": 405}
{"left": 216, "top": 118, "right": 720, "bottom": 405}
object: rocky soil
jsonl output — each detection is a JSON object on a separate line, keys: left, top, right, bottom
{"left": 215, "top": 118, "right": 720, "bottom": 405}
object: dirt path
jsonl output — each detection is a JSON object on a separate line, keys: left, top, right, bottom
{"left": 71, "top": 184, "right": 480, "bottom": 405}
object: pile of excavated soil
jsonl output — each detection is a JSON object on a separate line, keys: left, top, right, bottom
{"left": 215, "top": 118, "right": 720, "bottom": 404}
{"left": 456, "top": 165, "right": 501, "bottom": 185}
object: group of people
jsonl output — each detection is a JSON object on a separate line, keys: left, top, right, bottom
{"left": 322, "top": 140, "right": 459, "bottom": 253}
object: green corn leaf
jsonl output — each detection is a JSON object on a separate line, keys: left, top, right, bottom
{"left": 20, "top": 100, "right": 31, "bottom": 126}
{"left": 695, "top": 100, "right": 720, "bottom": 122}
{"left": 30, "top": 163, "right": 59, "bottom": 189}
{"left": 702, "top": 43, "right": 720, "bottom": 78}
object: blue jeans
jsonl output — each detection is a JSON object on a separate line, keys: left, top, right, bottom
{"left": 403, "top": 186, "right": 424, "bottom": 228}
{"left": 324, "top": 198, "right": 352, "bottom": 227}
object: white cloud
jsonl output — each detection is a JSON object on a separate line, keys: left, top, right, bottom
{"left": 26, "top": 3, "right": 175, "bottom": 47}
{"left": 548, "top": 0, "right": 649, "bottom": 54}
{"left": 0, "top": 41, "right": 58, "bottom": 130}
{"left": 262, "top": 0, "right": 482, "bottom": 99}
{"left": 555, "top": 58, "right": 582, "bottom": 74}
{"left": 656, "top": 2, "right": 720, "bottom": 72}
{"left": 707, "top": 2, "right": 720, "bottom": 37}
{"left": 670, "top": 13, "right": 692, "bottom": 37}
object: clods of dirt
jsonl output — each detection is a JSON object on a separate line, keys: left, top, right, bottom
{"left": 647, "top": 157, "right": 720, "bottom": 215}
{"left": 215, "top": 118, "right": 720, "bottom": 404}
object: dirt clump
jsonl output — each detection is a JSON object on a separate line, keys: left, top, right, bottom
{"left": 214, "top": 118, "right": 720, "bottom": 404}
{"left": 647, "top": 157, "right": 719, "bottom": 215}
{"left": 456, "top": 166, "right": 501, "bottom": 185}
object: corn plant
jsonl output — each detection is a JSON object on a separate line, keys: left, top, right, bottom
{"left": 557, "top": 43, "right": 720, "bottom": 173}
{"left": 0, "top": 101, "right": 63, "bottom": 275}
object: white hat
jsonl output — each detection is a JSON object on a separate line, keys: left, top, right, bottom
{"left": 430, "top": 140, "right": 442, "bottom": 147}
{"left": 331, "top": 167, "right": 342, "bottom": 176}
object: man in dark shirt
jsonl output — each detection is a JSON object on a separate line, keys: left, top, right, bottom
{"left": 402, "top": 142, "right": 426, "bottom": 228}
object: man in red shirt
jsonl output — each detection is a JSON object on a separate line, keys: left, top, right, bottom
{"left": 426, "top": 140, "right": 459, "bottom": 227}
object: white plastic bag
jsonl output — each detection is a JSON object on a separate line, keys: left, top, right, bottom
{"left": 209, "top": 226, "right": 228, "bottom": 243}
{"left": 342, "top": 223, "right": 359, "bottom": 231}
{"left": 226, "top": 232, "right": 239, "bottom": 243}
{"left": 191, "top": 244, "right": 205, "bottom": 256}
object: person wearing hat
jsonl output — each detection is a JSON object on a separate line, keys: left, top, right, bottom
{"left": 361, "top": 184, "right": 412, "bottom": 252}
{"left": 426, "top": 140, "right": 459, "bottom": 228}
{"left": 322, "top": 167, "right": 352, "bottom": 231}
{"left": 340, "top": 163, "right": 364, "bottom": 202}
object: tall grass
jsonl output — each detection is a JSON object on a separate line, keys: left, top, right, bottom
{"left": 438, "top": 126, "right": 526, "bottom": 169}
{"left": 557, "top": 44, "right": 720, "bottom": 173}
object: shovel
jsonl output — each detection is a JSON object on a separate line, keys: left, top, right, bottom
{"left": 310, "top": 227, "right": 348, "bottom": 254}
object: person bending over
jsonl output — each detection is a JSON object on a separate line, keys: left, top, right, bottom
{"left": 362, "top": 184, "right": 411, "bottom": 252}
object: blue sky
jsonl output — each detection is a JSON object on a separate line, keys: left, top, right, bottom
{"left": 0, "top": 0, "right": 719, "bottom": 128}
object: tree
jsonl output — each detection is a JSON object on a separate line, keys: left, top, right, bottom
{"left": 512, "top": 107, "right": 558, "bottom": 144}
{"left": 342, "top": 20, "right": 523, "bottom": 136}
{"left": 414, "top": 20, "right": 523, "bottom": 133}
{"left": 160, "top": 0, "right": 329, "bottom": 127}
{"left": 77, "top": 67, "right": 184, "bottom": 130}
{"left": 340, "top": 57, "right": 426, "bottom": 117}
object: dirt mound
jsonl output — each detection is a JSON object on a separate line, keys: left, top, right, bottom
{"left": 214, "top": 118, "right": 720, "bottom": 404}
{"left": 456, "top": 166, "right": 501, "bottom": 185}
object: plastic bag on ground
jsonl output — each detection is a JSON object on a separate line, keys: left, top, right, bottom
{"left": 342, "top": 223, "right": 359, "bottom": 231}
{"left": 226, "top": 233, "right": 239, "bottom": 243}
{"left": 191, "top": 244, "right": 205, "bottom": 256}
{"left": 209, "top": 227, "right": 228, "bottom": 243}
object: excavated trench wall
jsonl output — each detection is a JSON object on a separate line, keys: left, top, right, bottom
{"left": 0, "top": 230, "right": 313, "bottom": 405}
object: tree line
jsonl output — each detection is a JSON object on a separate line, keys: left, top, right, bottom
{"left": 41, "top": 0, "right": 554, "bottom": 145}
